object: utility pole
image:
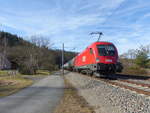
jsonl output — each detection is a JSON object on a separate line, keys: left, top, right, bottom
{"left": 61, "top": 44, "right": 76, "bottom": 75}
{"left": 90, "top": 32, "right": 103, "bottom": 41}
{"left": 62, "top": 43, "right": 64, "bottom": 75}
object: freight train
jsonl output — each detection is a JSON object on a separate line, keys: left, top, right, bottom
{"left": 64, "top": 41, "right": 123, "bottom": 77}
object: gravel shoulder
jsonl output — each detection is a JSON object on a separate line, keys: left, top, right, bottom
{"left": 65, "top": 72, "right": 150, "bottom": 113}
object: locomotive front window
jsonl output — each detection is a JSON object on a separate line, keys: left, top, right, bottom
{"left": 97, "top": 45, "right": 115, "bottom": 56}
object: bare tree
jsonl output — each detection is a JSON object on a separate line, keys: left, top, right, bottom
{"left": 22, "top": 35, "right": 54, "bottom": 73}
{"left": 30, "top": 35, "right": 53, "bottom": 48}
{"left": 0, "top": 35, "right": 10, "bottom": 70}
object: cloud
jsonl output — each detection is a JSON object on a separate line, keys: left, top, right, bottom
{"left": 0, "top": 0, "right": 125, "bottom": 35}
{"left": 0, "top": 0, "right": 150, "bottom": 54}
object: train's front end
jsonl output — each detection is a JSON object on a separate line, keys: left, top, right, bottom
{"left": 94, "top": 42, "right": 122, "bottom": 74}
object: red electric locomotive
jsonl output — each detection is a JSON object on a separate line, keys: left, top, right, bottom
{"left": 64, "top": 41, "right": 123, "bottom": 77}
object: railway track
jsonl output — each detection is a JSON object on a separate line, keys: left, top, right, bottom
{"left": 101, "top": 79, "right": 150, "bottom": 96}
{"left": 80, "top": 73, "right": 150, "bottom": 96}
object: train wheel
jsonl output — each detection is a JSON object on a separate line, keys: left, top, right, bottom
{"left": 88, "top": 70, "right": 93, "bottom": 76}
{"left": 81, "top": 70, "right": 86, "bottom": 74}
{"left": 78, "top": 69, "right": 81, "bottom": 73}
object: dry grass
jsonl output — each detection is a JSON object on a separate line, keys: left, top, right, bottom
{"left": 121, "top": 66, "right": 149, "bottom": 76}
{"left": 36, "top": 70, "right": 51, "bottom": 75}
{"left": 0, "top": 76, "right": 32, "bottom": 97}
{"left": 54, "top": 78, "right": 95, "bottom": 113}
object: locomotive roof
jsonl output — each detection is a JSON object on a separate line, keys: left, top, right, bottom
{"left": 88, "top": 41, "right": 114, "bottom": 48}
{"left": 92, "top": 41, "right": 113, "bottom": 45}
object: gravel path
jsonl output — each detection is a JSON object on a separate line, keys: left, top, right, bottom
{"left": 65, "top": 72, "right": 150, "bottom": 113}
{"left": 0, "top": 72, "right": 64, "bottom": 113}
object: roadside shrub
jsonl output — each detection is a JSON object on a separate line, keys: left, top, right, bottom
{"left": 18, "top": 64, "right": 36, "bottom": 75}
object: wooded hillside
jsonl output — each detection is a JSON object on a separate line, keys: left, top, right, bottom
{"left": 0, "top": 31, "right": 75, "bottom": 74}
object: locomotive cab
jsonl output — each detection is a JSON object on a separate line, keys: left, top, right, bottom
{"left": 95, "top": 43, "right": 118, "bottom": 74}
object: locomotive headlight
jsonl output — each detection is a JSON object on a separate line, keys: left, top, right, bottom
{"left": 96, "top": 58, "right": 100, "bottom": 62}
{"left": 106, "top": 59, "right": 112, "bottom": 62}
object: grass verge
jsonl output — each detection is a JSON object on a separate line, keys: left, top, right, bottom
{"left": 121, "top": 66, "right": 149, "bottom": 76}
{"left": 0, "top": 69, "right": 54, "bottom": 97}
{"left": 36, "top": 70, "right": 51, "bottom": 75}
{"left": 54, "top": 78, "right": 95, "bottom": 113}
{"left": 0, "top": 76, "right": 32, "bottom": 97}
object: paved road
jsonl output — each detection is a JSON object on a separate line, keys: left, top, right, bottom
{"left": 0, "top": 72, "right": 64, "bottom": 113}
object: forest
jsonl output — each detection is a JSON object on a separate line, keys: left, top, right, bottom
{"left": 0, "top": 31, "right": 76, "bottom": 74}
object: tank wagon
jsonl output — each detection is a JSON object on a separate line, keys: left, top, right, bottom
{"left": 64, "top": 58, "right": 75, "bottom": 71}
{"left": 64, "top": 41, "right": 123, "bottom": 77}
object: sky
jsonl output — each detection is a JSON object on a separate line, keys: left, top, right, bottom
{"left": 0, "top": 0, "right": 150, "bottom": 54}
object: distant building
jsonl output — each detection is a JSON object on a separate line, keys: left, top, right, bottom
{"left": 0, "top": 53, "right": 11, "bottom": 70}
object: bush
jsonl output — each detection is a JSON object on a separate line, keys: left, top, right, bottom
{"left": 134, "top": 46, "right": 149, "bottom": 68}
{"left": 18, "top": 64, "right": 36, "bottom": 75}
{"left": 135, "top": 53, "right": 149, "bottom": 68}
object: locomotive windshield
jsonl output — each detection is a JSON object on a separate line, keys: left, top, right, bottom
{"left": 97, "top": 45, "right": 115, "bottom": 56}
